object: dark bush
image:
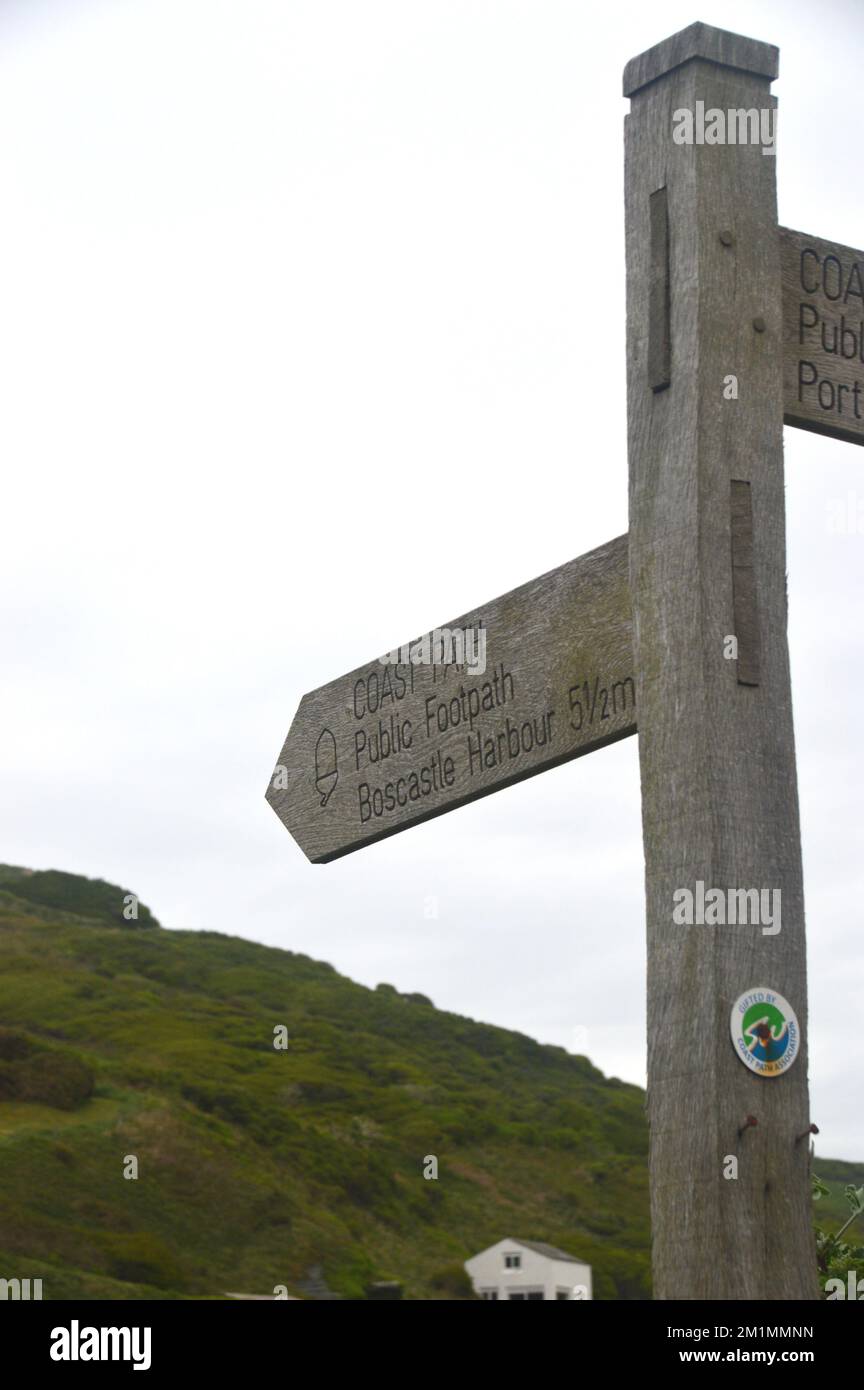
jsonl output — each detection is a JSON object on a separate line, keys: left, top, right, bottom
{"left": 0, "top": 1029, "right": 33, "bottom": 1061}
{"left": 15, "top": 1052, "right": 95, "bottom": 1110}
{"left": 102, "top": 1233, "right": 182, "bottom": 1290}
{"left": 430, "top": 1263, "right": 474, "bottom": 1298}
{"left": 0, "top": 1063, "right": 19, "bottom": 1100}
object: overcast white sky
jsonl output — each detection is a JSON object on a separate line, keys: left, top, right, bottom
{"left": 1, "top": 0, "right": 861, "bottom": 1159}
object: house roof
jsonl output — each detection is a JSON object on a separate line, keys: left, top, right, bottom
{"left": 511, "top": 1238, "right": 584, "bottom": 1264}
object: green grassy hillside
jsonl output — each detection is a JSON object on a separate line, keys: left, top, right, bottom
{"left": 0, "top": 866, "right": 650, "bottom": 1299}
{"left": 0, "top": 866, "right": 856, "bottom": 1300}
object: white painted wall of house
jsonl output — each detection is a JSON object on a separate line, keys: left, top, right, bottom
{"left": 464, "top": 1241, "right": 592, "bottom": 1300}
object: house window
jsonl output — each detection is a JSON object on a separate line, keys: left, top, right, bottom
{"left": 504, "top": 1254, "right": 521, "bottom": 1269}
{"left": 556, "top": 1291, "right": 569, "bottom": 1300}
{"left": 480, "top": 1290, "right": 498, "bottom": 1300}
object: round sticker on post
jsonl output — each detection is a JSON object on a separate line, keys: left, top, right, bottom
{"left": 730, "top": 988, "right": 800, "bottom": 1077}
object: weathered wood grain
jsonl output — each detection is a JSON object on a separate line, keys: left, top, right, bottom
{"left": 780, "top": 225, "right": 864, "bottom": 446}
{"left": 267, "top": 535, "right": 635, "bottom": 863}
{"left": 625, "top": 24, "right": 817, "bottom": 1299}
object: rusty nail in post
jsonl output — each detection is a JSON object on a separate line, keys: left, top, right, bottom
{"left": 753, "top": 316, "right": 767, "bottom": 333}
{"left": 737, "top": 1114, "right": 758, "bottom": 1138}
{"left": 795, "top": 1123, "right": 819, "bottom": 1144}
{"left": 719, "top": 230, "right": 734, "bottom": 247}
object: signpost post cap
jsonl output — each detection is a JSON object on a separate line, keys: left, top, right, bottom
{"left": 623, "top": 20, "right": 779, "bottom": 98}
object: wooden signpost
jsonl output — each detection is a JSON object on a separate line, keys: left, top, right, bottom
{"left": 624, "top": 23, "right": 816, "bottom": 1302}
{"left": 267, "top": 21, "right": 856, "bottom": 1301}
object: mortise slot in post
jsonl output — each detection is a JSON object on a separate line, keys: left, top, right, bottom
{"left": 648, "top": 187, "right": 671, "bottom": 391}
{"left": 730, "top": 479, "right": 760, "bottom": 686}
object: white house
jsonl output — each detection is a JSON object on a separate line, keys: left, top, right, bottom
{"left": 464, "top": 1238, "right": 592, "bottom": 1300}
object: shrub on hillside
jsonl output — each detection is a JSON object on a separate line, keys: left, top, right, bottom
{"left": 102, "top": 1233, "right": 183, "bottom": 1290}
{"left": 0, "top": 1029, "right": 33, "bottom": 1061}
{"left": 430, "top": 1263, "right": 475, "bottom": 1298}
{"left": 15, "top": 1052, "right": 95, "bottom": 1109}
{"left": 0, "top": 1063, "right": 19, "bottom": 1100}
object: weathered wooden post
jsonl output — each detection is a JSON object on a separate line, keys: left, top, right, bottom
{"left": 624, "top": 23, "right": 818, "bottom": 1299}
